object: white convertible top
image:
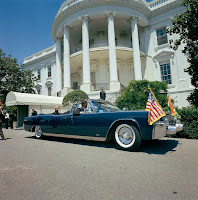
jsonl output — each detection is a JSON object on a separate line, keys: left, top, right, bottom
{"left": 6, "top": 91, "right": 63, "bottom": 106}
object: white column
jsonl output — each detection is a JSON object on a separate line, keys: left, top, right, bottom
{"left": 130, "top": 16, "right": 142, "bottom": 80}
{"left": 106, "top": 12, "right": 120, "bottom": 91}
{"left": 56, "top": 37, "right": 62, "bottom": 95}
{"left": 79, "top": 15, "right": 92, "bottom": 92}
{"left": 62, "top": 26, "right": 72, "bottom": 96}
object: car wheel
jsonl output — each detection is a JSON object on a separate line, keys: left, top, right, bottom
{"left": 35, "top": 126, "right": 43, "bottom": 139}
{"left": 114, "top": 124, "right": 141, "bottom": 151}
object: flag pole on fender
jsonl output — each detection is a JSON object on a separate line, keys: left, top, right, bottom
{"left": 145, "top": 87, "right": 165, "bottom": 125}
{"left": 168, "top": 96, "right": 181, "bottom": 118}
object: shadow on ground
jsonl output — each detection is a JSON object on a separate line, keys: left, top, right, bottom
{"left": 25, "top": 136, "right": 180, "bottom": 155}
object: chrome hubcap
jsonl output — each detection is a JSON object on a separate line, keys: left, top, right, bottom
{"left": 36, "top": 126, "right": 42, "bottom": 137}
{"left": 118, "top": 127, "right": 133, "bottom": 145}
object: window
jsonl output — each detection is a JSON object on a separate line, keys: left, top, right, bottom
{"left": 73, "top": 82, "right": 78, "bottom": 90}
{"left": 160, "top": 62, "right": 172, "bottom": 84}
{"left": 48, "top": 66, "right": 51, "bottom": 77}
{"left": 37, "top": 70, "right": 41, "bottom": 80}
{"left": 47, "top": 85, "right": 52, "bottom": 96}
{"left": 156, "top": 26, "right": 168, "bottom": 46}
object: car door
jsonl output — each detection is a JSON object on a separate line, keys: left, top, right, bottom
{"left": 66, "top": 112, "right": 108, "bottom": 138}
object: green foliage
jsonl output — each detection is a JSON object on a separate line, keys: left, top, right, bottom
{"left": 167, "top": 0, "right": 198, "bottom": 107}
{"left": 174, "top": 106, "right": 198, "bottom": 139}
{"left": 62, "top": 90, "right": 89, "bottom": 106}
{"left": 116, "top": 80, "right": 168, "bottom": 110}
{"left": 0, "top": 49, "right": 36, "bottom": 103}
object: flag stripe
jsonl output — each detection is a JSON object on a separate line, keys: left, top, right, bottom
{"left": 145, "top": 88, "right": 165, "bottom": 125}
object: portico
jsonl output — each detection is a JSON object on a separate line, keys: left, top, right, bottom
{"left": 54, "top": 12, "right": 145, "bottom": 96}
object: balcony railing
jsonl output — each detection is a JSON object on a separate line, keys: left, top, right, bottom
{"left": 71, "top": 44, "right": 82, "bottom": 54}
{"left": 92, "top": 83, "right": 110, "bottom": 91}
{"left": 71, "top": 39, "right": 132, "bottom": 54}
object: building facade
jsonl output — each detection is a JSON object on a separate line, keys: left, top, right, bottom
{"left": 23, "top": 0, "right": 193, "bottom": 108}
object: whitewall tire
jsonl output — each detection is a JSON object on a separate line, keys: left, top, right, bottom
{"left": 114, "top": 124, "right": 141, "bottom": 151}
{"left": 35, "top": 126, "right": 43, "bottom": 139}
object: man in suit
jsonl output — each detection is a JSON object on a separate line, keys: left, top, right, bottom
{"left": 0, "top": 102, "right": 6, "bottom": 140}
{"left": 100, "top": 87, "right": 106, "bottom": 100}
{"left": 31, "top": 108, "right": 37, "bottom": 116}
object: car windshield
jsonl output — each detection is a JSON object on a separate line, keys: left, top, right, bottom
{"left": 91, "top": 101, "right": 120, "bottom": 112}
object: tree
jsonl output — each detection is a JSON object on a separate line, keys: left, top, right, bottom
{"left": 62, "top": 90, "right": 89, "bottom": 106}
{"left": 116, "top": 80, "right": 168, "bottom": 110}
{"left": 167, "top": 0, "right": 198, "bottom": 107}
{"left": 0, "top": 49, "right": 36, "bottom": 103}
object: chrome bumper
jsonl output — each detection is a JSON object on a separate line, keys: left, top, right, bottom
{"left": 152, "top": 122, "right": 167, "bottom": 139}
{"left": 166, "top": 123, "right": 183, "bottom": 135}
{"left": 152, "top": 122, "right": 183, "bottom": 139}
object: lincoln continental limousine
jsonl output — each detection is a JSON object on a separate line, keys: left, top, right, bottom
{"left": 23, "top": 99, "right": 183, "bottom": 151}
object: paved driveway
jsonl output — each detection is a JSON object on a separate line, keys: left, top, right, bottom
{"left": 0, "top": 129, "right": 198, "bottom": 200}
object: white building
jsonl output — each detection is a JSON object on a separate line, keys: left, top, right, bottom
{"left": 23, "top": 0, "right": 193, "bottom": 108}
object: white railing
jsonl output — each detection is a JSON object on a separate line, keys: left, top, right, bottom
{"left": 61, "top": 0, "right": 83, "bottom": 12}
{"left": 71, "top": 45, "right": 82, "bottom": 54}
{"left": 71, "top": 39, "right": 132, "bottom": 54}
{"left": 149, "top": 0, "right": 169, "bottom": 8}
{"left": 92, "top": 83, "right": 110, "bottom": 91}
{"left": 24, "top": 45, "right": 56, "bottom": 64}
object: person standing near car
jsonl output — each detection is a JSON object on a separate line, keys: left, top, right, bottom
{"left": 3, "top": 110, "right": 9, "bottom": 129}
{"left": 31, "top": 108, "right": 37, "bottom": 116}
{"left": 100, "top": 87, "right": 106, "bottom": 100}
{"left": 0, "top": 102, "right": 6, "bottom": 140}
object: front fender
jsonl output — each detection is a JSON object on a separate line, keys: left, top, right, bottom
{"left": 106, "top": 119, "right": 142, "bottom": 141}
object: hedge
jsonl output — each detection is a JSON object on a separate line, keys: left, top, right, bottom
{"left": 174, "top": 106, "right": 198, "bottom": 139}
{"left": 62, "top": 90, "right": 89, "bottom": 106}
{"left": 116, "top": 80, "right": 168, "bottom": 110}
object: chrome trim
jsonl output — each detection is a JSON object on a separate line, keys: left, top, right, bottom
{"left": 166, "top": 125, "right": 177, "bottom": 135}
{"left": 166, "top": 123, "right": 183, "bottom": 135}
{"left": 176, "top": 123, "right": 183, "bottom": 132}
{"left": 106, "top": 119, "right": 141, "bottom": 138}
{"left": 43, "top": 133, "right": 106, "bottom": 142}
{"left": 152, "top": 122, "right": 166, "bottom": 139}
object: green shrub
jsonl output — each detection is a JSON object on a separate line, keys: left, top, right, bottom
{"left": 174, "top": 106, "right": 198, "bottom": 139}
{"left": 62, "top": 90, "right": 89, "bottom": 106}
{"left": 116, "top": 80, "right": 168, "bottom": 110}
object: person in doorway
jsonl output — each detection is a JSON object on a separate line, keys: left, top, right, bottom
{"left": 31, "top": 108, "right": 37, "bottom": 116}
{"left": 0, "top": 102, "right": 6, "bottom": 140}
{"left": 100, "top": 87, "right": 106, "bottom": 100}
{"left": 52, "top": 106, "right": 60, "bottom": 115}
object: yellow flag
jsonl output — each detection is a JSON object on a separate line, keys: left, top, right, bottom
{"left": 168, "top": 96, "right": 181, "bottom": 118}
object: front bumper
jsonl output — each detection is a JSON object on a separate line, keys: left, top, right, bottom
{"left": 152, "top": 122, "right": 167, "bottom": 139}
{"left": 152, "top": 121, "right": 183, "bottom": 139}
{"left": 166, "top": 123, "right": 183, "bottom": 135}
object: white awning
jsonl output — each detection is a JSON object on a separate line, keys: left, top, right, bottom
{"left": 6, "top": 91, "right": 63, "bottom": 106}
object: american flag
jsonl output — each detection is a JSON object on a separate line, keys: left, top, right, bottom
{"left": 145, "top": 88, "right": 165, "bottom": 125}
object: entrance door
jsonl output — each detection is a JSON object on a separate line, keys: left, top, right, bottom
{"left": 17, "top": 105, "right": 29, "bottom": 127}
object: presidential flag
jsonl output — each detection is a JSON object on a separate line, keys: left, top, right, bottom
{"left": 168, "top": 96, "right": 181, "bottom": 118}
{"left": 145, "top": 88, "right": 165, "bottom": 125}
